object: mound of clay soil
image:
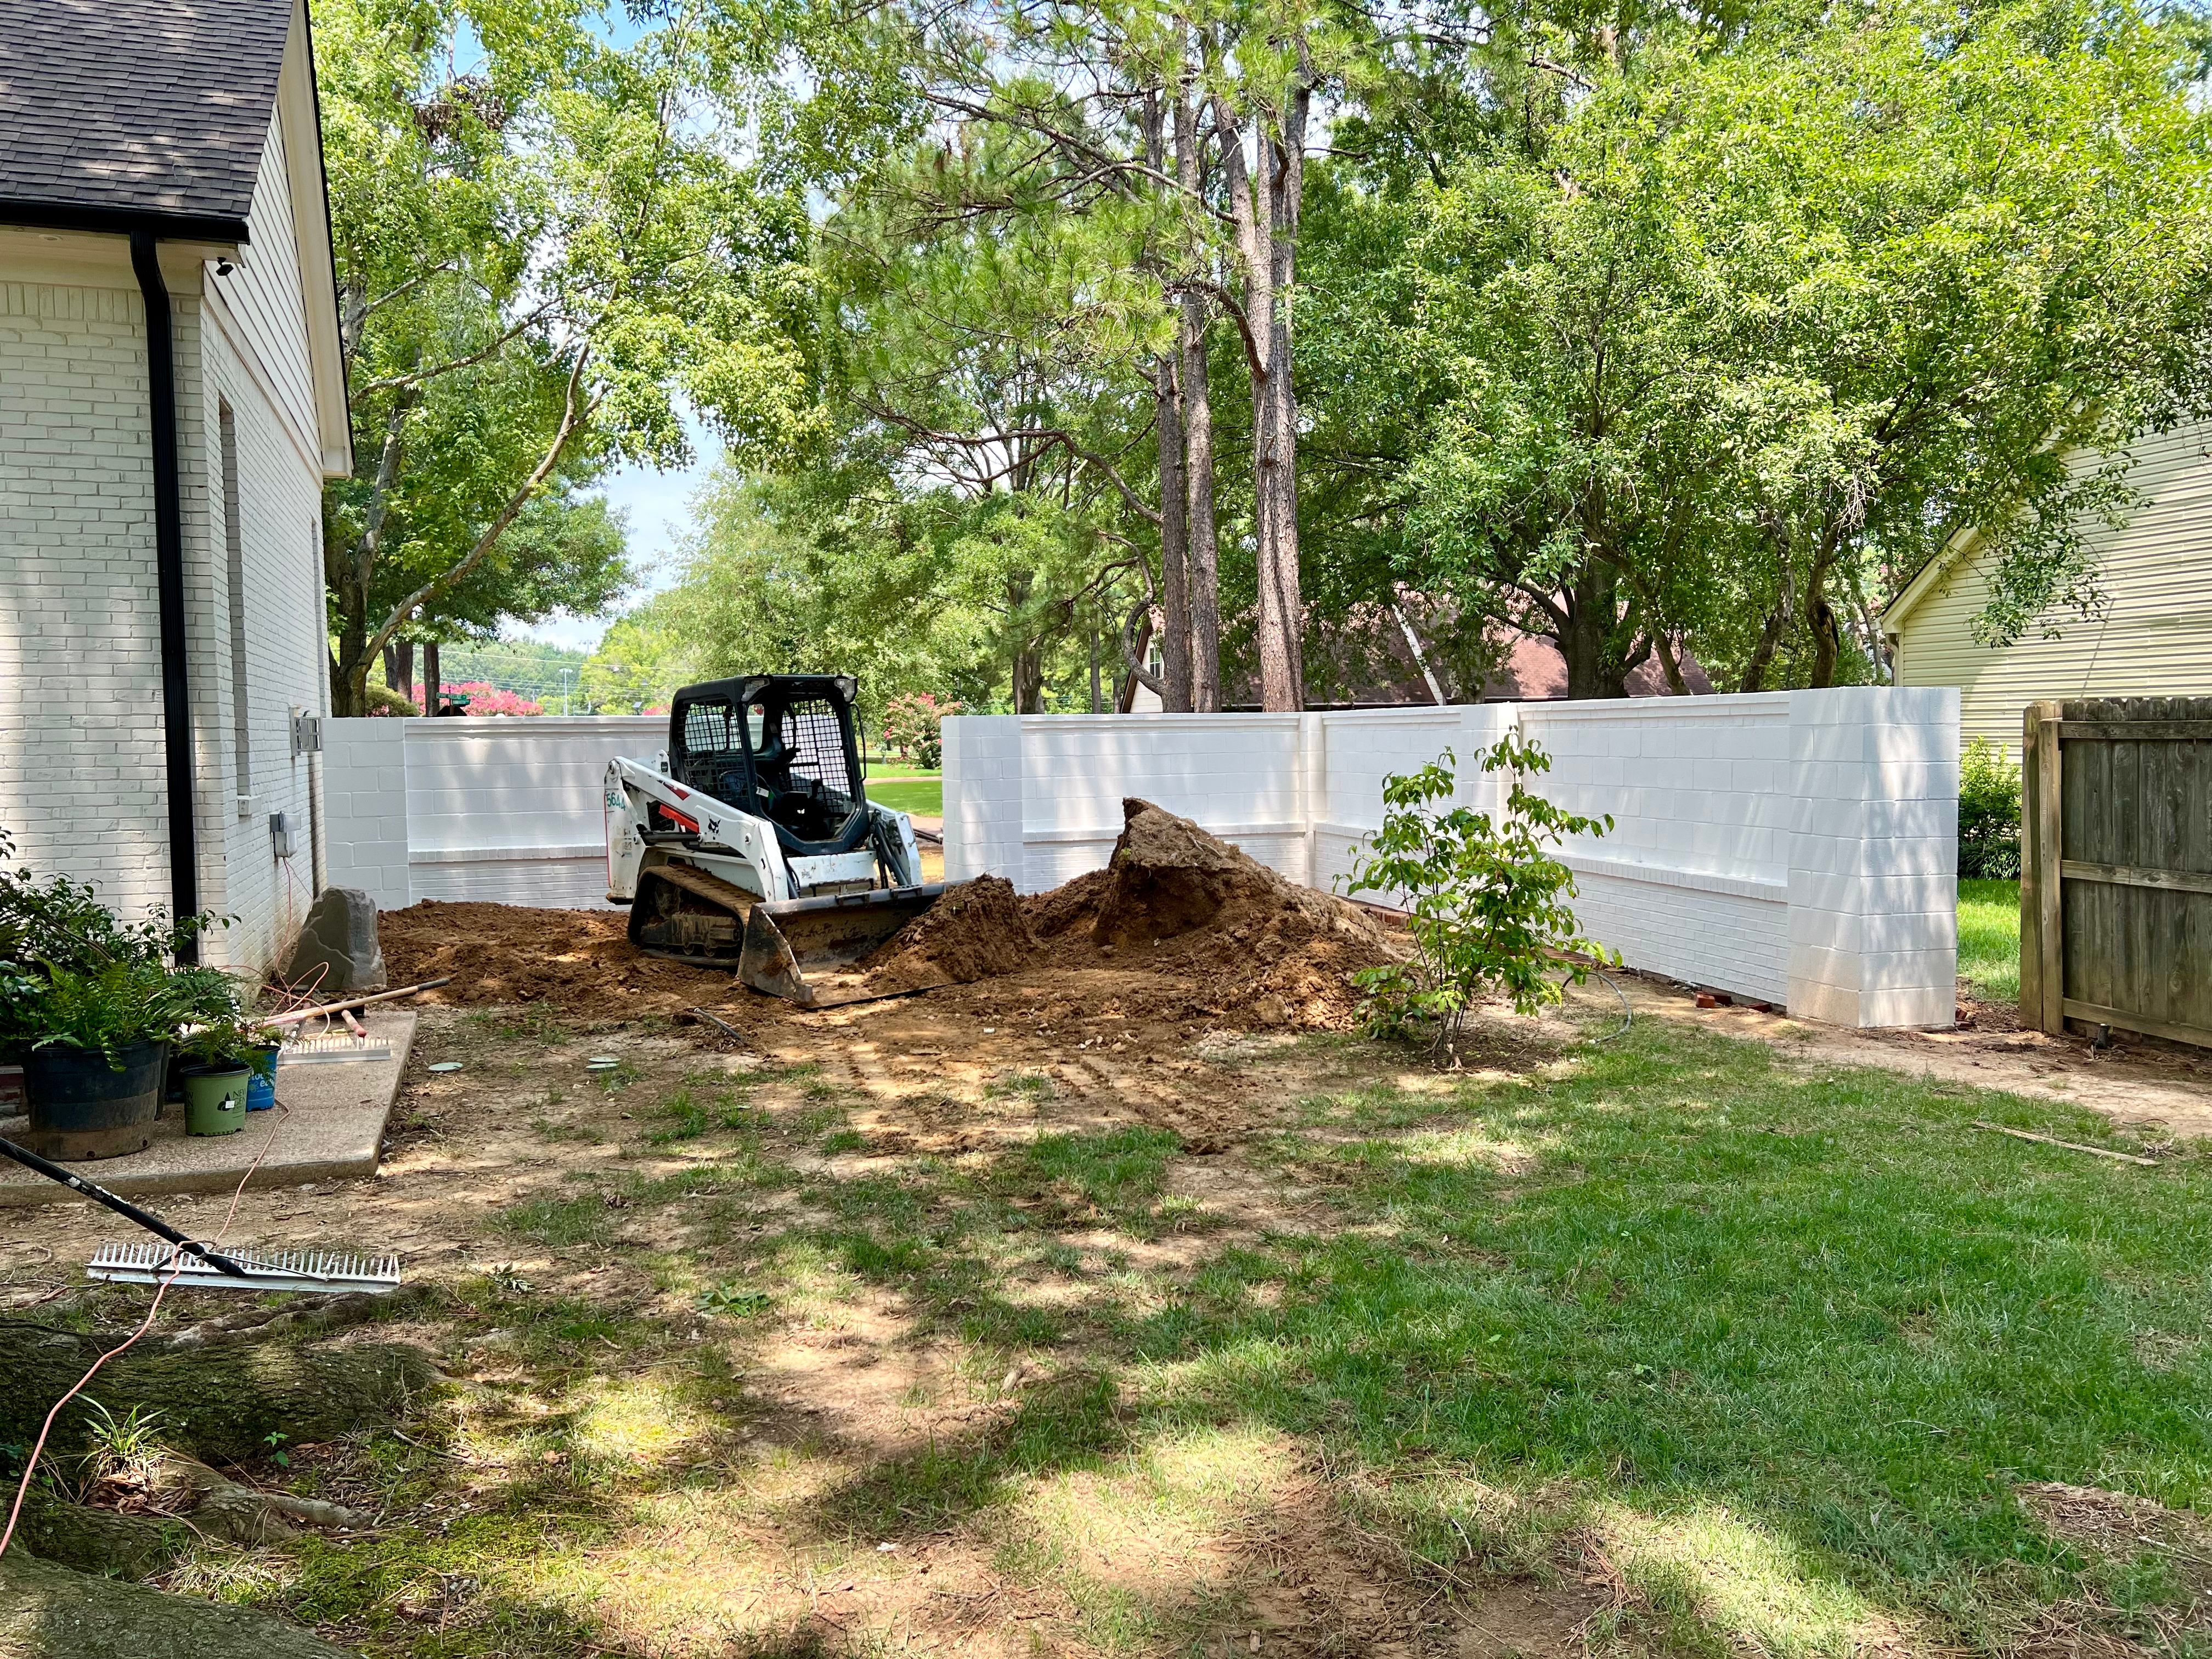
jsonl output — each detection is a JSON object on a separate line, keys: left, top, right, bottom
{"left": 1023, "top": 799, "right": 1407, "bottom": 1029}
{"left": 860, "top": 876, "right": 1039, "bottom": 990}
{"left": 378, "top": 808, "right": 1400, "bottom": 1034}
{"left": 378, "top": 900, "right": 749, "bottom": 1018}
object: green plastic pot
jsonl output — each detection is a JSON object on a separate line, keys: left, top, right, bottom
{"left": 181, "top": 1063, "right": 250, "bottom": 1137}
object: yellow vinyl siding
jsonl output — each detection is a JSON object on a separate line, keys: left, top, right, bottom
{"left": 1892, "top": 420, "right": 2212, "bottom": 753}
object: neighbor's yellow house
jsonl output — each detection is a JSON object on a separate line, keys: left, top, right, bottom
{"left": 1883, "top": 420, "right": 2212, "bottom": 752}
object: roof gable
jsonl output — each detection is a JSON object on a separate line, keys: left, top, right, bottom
{"left": 0, "top": 0, "right": 293, "bottom": 236}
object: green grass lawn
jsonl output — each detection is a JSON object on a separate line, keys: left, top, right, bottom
{"left": 1960, "top": 877, "right": 2022, "bottom": 1005}
{"left": 867, "top": 775, "right": 943, "bottom": 817}
{"left": 184, "top": 1009, "right": 2212, "bottom": 1657}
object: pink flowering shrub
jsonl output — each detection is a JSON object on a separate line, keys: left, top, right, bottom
{"left": 881, "top": 692, "right": 960, "bottom": 768}
{"left": 440, "top": 681, "right": 543, "bottom": 716}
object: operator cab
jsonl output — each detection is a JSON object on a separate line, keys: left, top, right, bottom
{"left": 668, "top": 675, "right": 874, "bottom": 857}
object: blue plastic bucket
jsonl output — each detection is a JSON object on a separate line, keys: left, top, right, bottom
{"left": 246, "top": 1043, "right": 280, "bottom": 1111}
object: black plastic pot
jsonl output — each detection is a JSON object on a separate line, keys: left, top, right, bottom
{"left": 24, "top": 1040, "right": 168, "bottom": 1160}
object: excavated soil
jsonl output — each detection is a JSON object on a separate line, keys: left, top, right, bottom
{"left": 381, "top": 802, "right": 1406, "bottom": 1035}
{"left": 859, "top": 874, "right": 1037, "bottom": 990}
{"left": 379, "top": 901, "right": 755, "bottom": 1020}
{"left": 1028, "top": 798, "right": 1409, "bottom": 1030}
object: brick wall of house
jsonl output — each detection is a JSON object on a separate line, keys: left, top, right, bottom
{"left": 0, "top": 275, "right": 177, "bottom": 924}
{"left": 0, "top": 224, "right": 332, "bottom": 977}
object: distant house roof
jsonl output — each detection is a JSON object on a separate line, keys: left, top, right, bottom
{"left": 1481, "top": 632, "right": 1716, "bottom": 701}
{"left": 0, "top": 0, "right": 294, "bottom": 240}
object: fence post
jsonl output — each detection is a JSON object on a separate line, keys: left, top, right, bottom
{"left": 1298, "top": 712, "right": 1325, "bottom": 887}
{"left": 2020, "top": 700, "right": 2065, "bottom": 1034}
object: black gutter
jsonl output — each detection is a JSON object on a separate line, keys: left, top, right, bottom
{"left": 1, "top": 199, "right": 250, "bottom": 246}
{"left": 129, "top": 231, "right": 200, "bottom": 959}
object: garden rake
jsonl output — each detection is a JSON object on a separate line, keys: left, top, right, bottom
{"left": 0, "top": 1133, "right": 401, "bottom": 1295}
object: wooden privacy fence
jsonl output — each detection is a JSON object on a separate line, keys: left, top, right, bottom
{"left": 2022, "top": 697, "right": 2212, "bottom": 1047}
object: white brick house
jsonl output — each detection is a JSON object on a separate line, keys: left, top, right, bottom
{"left": 0, "top": 0, "right": 353, "bottom": 973}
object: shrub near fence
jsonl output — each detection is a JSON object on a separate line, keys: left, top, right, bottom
{"left": 1959, "top": 740, "right": 2022, "bottom": 878}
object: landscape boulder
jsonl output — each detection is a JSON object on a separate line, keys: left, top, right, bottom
{"left": 281, "top": 887, "right": 387, "bottom": 994}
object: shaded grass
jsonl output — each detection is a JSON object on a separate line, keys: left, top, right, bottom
{"left": 236, "top": 1014, "right": 2212, "bottom": 1658}
{"left": 1960, "top": 877, "right": 2021, "bottom": 1005}
{"left": 1188, "top": 1023, "right": 2211, "bottom": 1646}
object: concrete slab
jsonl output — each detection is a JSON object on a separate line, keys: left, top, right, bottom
{"left": 0, "top": 1011, "right": 415, "bottom": 1208}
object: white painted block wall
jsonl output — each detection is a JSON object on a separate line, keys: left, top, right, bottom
{"left": 309, "top": 691, "right": 1959, "bottom": 1030}
{"left": 942, "top": 687, "right": 1960, "bottom": 1029}
{"left": 319, "top": 716, "right": 664, "bottom": 912}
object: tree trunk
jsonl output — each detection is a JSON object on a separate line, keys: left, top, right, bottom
{"left": 1737, "top": 533, "right": 1796, "bottom": 693}
{"left": 1558, "top": 567, "right": 1630, "bottom": 699}
{"left": 1117, "top": 612, "right": 1155, "bottom": 712}
{"left": 1738, "top": 603, "right": 1788, "bottom": 692}
{"left": 1, "top": 1551, "right": 356, "bottom": 1658}
{"left": 0, "top": 1321, "right": 437, "bottom": 1466}
{"left": 328, "top": 390, "right": 417, "bottom": 720}
{"left": 1805, "top": 591, "right": 1842, "bottom": 687}
{"left": 1805, "top": 531, "right": 1843, "bottom": 688}
{"left": 1255, "top": 74, "right": 1310, "bottom": 713}
{"left": 1174, "top": 84, "right": 1223, "bottom": 713}
{"left": 422, "top": 640, "right": 441, "bottom": 713}
{"left": 1012, "top": 643, "right": 1045, "bottom": 713}
{"left": 1089, "top": 618, "right": 1103, "bottom": 714}
{"left": 1143, "top": 89, "right": 1192, "bottom": 713}
{"left": 1153, "top": 355, "right": 1193, "bottom": 712}
{"left": 329, "top": 571, "right": 370, "bottom": 720}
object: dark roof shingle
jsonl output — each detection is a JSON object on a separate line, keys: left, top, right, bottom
{"left": 0, "top": 0, "right": 294, "bottom": 234}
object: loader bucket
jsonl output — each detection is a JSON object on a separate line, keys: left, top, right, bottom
{"left": 738, "top": 883, "right": 947, "bottom": 1007}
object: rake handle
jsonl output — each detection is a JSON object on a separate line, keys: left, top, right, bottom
{"left": 0, "top": 1134, "right": 251, "bottom": 1279}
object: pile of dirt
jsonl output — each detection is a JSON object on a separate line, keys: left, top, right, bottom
{"left": 1024, "top": 799, "right": 1408, "bottom": 1029}
{"left": 379, "top": 806, "right": 1401, "bottom": 1034}
{"left": 860, "top": 876, "right": 1039, "bottom": 990}
{"left": 377, "top": 900, "right": 749, "bottom": 1018}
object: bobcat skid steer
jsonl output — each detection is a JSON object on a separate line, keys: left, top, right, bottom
{"left": 605, "top": 675, "right": 943, "bottom": 1006}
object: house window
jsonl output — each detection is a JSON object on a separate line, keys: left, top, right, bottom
{"left": 219, "top": 402, "right": 251, "bottom": 808}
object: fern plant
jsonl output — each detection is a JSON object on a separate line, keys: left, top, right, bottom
{"left": 23, "top": 960, "right": 193, "bottom": 1068}
{"left": 1344, "top": 733, "right": 1617, "bottom": 1056}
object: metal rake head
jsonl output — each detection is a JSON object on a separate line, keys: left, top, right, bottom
{"left": 87, "top": 1240, "right": 403, "bottom": 1295}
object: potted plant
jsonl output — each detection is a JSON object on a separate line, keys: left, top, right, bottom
{"left": 174, "top": 1014, "right": 256, "bottom": 1138}
{"left": 2, "top": 829, "right": 228, "bottom": 1156}
{"left": 15, "top": 960, "right": 187, "bottom": 1159}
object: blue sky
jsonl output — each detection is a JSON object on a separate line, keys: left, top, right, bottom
{"left": 516, "top": 418, "right": 723, "bottom": 652}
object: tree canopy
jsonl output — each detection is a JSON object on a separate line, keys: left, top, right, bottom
{"left": 309, "top": 0, "right": 2212, "bottom": 710}
{"left": 317, "top": 0, "right": 820, "bottom": 714}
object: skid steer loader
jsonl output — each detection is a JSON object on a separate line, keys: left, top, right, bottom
{"left": 604, "top": 674, "right": 944, "bottom": 1006}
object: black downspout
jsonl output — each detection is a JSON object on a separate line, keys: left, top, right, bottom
{"left": 129, "top": 230, "right": 199, "bottom": 960}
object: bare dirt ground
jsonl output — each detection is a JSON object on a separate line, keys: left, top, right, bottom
{"left": 0, "top": 963, "right": 1578, "bottom": 1656}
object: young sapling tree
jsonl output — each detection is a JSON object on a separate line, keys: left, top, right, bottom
{"left": 1344, "top": 734, "right": 1615, "bottom": 1056}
